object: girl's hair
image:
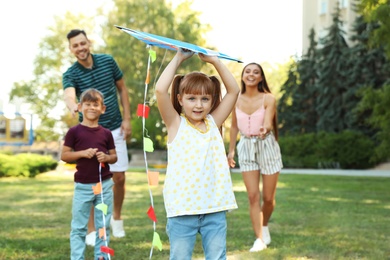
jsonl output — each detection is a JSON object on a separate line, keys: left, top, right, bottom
{"left": 170, "top": 72, "right": 222, "bottom": 115}
{"left": 241, "top": 63, "right": 279, "bottom": 140}
{"left": 80, "top": 88, "right": 104, "bottom": 105}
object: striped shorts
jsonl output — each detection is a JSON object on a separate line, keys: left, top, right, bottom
{"left": 237, "top": 132, "right": 283, "bottom": 174}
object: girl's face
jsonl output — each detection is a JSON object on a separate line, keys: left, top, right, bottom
{"left": 242, "top": 64, "right": 263, "bottom": 87}
{"left": 179, "top": 93, "right": 212, "bottom": 122}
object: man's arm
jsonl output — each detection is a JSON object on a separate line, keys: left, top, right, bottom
{"left": 64, "top": 87, "right": 79, "bottom": 117}
{"left": 116, "top": 78, "right": 132, "bottom": 139}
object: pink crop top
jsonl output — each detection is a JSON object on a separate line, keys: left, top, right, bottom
{"left": 236, "top": 95, "right": 266, "bottom": 136}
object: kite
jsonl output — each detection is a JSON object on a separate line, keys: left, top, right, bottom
{"left": 115, "top": 25, "right": 243, "bottom": 63}
{"left": 116, "top": 25, "right": 241, "bottom": 259}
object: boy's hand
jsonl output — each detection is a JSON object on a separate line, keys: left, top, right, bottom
{"left": 96, "top": 151, "right": 108, "bottom": 163}
{"left": 83, "top": 148, "right": 98, "bottom": 159}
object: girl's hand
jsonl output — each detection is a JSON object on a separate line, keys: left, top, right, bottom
{"left": 198, "top": 53, "right": 219, "bottom": 64}
{"left": 177, "top": 48, "right": 194, "bottom": 61}
{"left": 227, "top": 152, "right": 236, "bottom": 168}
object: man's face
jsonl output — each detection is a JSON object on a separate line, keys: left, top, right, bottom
{"left": 69, "top": 33, "right": 91, "bottom": 62}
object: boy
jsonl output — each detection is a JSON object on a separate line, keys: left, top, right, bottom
{"left": 61, "top": 88, "right": 117, "bottom": 260}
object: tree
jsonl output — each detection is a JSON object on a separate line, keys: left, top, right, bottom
{"left": 315, "top": 4, "right": 351, "bottom": 132}
{"left": 347, "top": 14, "right": 389, "bottom": 135}
{"left": 278, "top": 28, "right": 318, "bottom": 135}
{"left": 358, "top": 0, "right": 390, "bottom": 58}
{"left": 9, "top": 0, "right": 210, "bottom": 146}
{"left": 10, "top": 13, "right": 95, "bottom": 141}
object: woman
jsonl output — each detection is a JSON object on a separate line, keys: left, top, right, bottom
{"left": 227, "top": 62, "right": 283, "bottom": 252}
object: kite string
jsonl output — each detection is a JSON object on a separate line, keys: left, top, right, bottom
{"left": 143, "top": 45, "right": 157, "bottom": 260}
{"left": 148, "top": 48, "right": 168, "bottom": 107}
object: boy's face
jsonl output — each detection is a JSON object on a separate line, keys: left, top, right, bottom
{"left": 78, "top": 99, "right": 106, "bottom": 122}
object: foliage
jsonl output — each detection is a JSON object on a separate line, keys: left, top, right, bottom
{"left": 315, "top": 4, "right": 352, "bottom": 132}
{"left": 100, "top": 0, "right": 212, "bottom": 149}
{"left": 0, "top": 153, "right": 58, "bottom": 178}
{"left": 10, "top": 13, "right": 96, "bottom": 141}
{"left": 9, "top": 0, "right": 210, "bottom": 147}
{"left": 279, "top": 28, "right": 319, "bottom": 135}
{"left": 278, "top": 2, "right": 390, "bottom": 164}
{"left": 278, "top": 133, "right": 318, "bottom": 168}
{"left": 357, "top": 84, "right": 390, "bottom": 162}
{"left": 358, "top": 0, "right": 390, "bottom": 58}
{"left": 279, "top": 131, "right": 377, "bottom": 169}
{"left": 0, "top": 171, "right": 389, "bottom": 259}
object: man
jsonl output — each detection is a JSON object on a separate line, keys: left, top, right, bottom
{"left": 63, "top": 29, "right": 131, "bottom": 246}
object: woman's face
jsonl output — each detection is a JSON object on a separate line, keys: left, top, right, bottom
{"left": 242, "top": 64, "right": 263, "bottom": 87}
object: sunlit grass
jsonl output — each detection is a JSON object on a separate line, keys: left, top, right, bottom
{"left": 0, "top": 169, "right": 389, "bottom": 259}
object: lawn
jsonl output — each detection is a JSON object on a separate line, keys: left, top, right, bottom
{"left": 0, "top": 166, "right": 389, "bottom": 260}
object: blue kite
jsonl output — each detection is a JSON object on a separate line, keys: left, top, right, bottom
{"left": 115, "top": 25, "right": 243, "bottom": 63}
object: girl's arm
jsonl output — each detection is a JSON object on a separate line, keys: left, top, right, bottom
{"left": 227, "top": 107, "right": 239, "bottom": 168}
{"left": 201, "top": 54, "right": 240, "bottom": 127}
{"left": 155, "top": 49, "right": 193, "bottom": 135}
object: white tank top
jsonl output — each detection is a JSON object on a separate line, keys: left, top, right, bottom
{"left": 163, "top": 114, "right": 238, "bottom": 217}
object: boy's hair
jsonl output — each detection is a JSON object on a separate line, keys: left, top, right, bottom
{"left": 170, "top": 72, "right": 222, "bottom": 115}
{"left": 67, "top": 29, "right": 87, "bottom": 41}
{"left": 80, "top": 88, "right": 104, "bottom": 105}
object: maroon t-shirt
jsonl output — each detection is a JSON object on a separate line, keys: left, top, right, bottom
{"left": 63, "top": 124, "right": 115, "bottom": 183}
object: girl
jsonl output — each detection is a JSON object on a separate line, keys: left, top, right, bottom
{"left": 155, "top": 49, "right": 240, "bottom": 260}
{"left": 227, "top": 62, "right": 283, "bottom": 252}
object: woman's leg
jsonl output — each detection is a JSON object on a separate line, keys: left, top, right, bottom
{"left": 242, "top": 170, "right": 262, "bottom": 239}
{"left": 261, "top": 172, "right": 279, "bottom": 226}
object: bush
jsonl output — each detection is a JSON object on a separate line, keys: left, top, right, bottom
{"left": 279, "top": 131, "right": 377, "bottom": 169}
{"left": 0, "top": 153, "right": 58, "bottom": 178}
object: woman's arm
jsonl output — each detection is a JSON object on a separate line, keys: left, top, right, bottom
{"left": 260, "top": 94, "right": 276, "bottom": 138}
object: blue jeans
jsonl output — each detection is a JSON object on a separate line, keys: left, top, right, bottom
{"left": 166, "top": 211, "right": 227, "bottom": 260}
{"left": 70, "top": 178, "right": 114, "bottom": 260}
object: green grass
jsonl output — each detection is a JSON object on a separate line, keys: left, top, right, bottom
{"left": 0, "top": 167, "right": 389, "bottom": 260}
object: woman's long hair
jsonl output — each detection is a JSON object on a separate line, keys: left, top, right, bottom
{"left": 241, "top": 63, "right": 278, "bottom": 140}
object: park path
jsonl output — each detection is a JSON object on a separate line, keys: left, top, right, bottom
{"left": 229, "top": 162, "right": 390, "bottom": 178}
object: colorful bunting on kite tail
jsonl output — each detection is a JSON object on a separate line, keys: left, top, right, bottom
{"left": 95, "top": 162, "right": 114, "bottom": 259}
{"left": 133, "top": 45, "right": 163, "bottom": 259}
